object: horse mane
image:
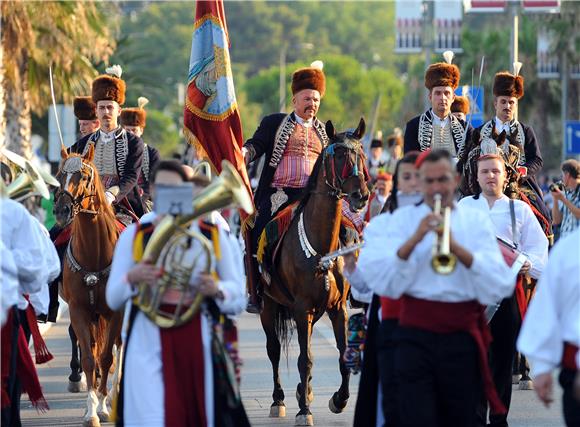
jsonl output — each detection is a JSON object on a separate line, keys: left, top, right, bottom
{"left": 66, "top": 153, "right": 119, "bottom": 240}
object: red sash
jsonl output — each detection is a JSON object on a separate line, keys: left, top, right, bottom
{"left": 399, "top": 296, "right": 506, "bottom": 415}
{"left": 1, "top": 309, "right": 48, "bottom": 411}
{"left": 24, "top": 297, "right": 53, "bottom": 364}
{"left": 160, "top": 309, "right": 207, "bottom": 427}
{"left": 562, "top": 342, "right": 579, "bottom": 371}
{"left": 380, "top": 297, "right": 402, "bottom": 320}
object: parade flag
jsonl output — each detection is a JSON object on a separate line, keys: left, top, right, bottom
{"left": 433, "top": 1, "right": 463, "bottom": 53}
{"left": 183, "top": 0, "right": 252, "bottom": 198}
{"left": 395, "top": 0, "right": 423, "bottom": 54}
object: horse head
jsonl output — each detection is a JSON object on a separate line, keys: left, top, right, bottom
{"left": 323, "top": 118, "right": 370, "bottom": 211}
{"left": 54, "top": 144, "right": 109, "bottom": 227}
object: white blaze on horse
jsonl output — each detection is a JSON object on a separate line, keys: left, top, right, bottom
{"left": 54, "top": 146, "right": 123, "bottom": 427}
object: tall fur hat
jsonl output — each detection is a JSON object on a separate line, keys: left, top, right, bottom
{"left": 451, "top": 96, "right": 470, "bottom": 115}
{"left": 92, "top": 65, "right": 126, "bottom": 105}
{"left": 73, "top": 96, "right": 97, "bottom": 120}
{"left": 120, "top": 97, "right": 149, "bottom": 128}
{"left": 493, "top": 71, "right": 524, "bottom": 99}
{"left": 291, "top": 60, "right": 326, "bottom": 97}
{"left": 425, "top": 50, "right": 460, "bottom": 90}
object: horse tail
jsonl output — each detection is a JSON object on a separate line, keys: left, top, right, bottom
{"left": 92, "top": 315, "right": 107, "bottom": 364}
{"left": 273, "top": 305, "right": 294, "bottom": 357}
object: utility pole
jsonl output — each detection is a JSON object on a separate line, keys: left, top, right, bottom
{"left": 561, "top": 53, "right": 568, "bottom": 162}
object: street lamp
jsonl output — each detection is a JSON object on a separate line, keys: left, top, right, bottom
{"left": 279, "top": 42, "right": 314, "bottom": 112}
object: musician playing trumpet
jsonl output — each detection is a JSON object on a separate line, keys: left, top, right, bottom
{"left": 457, "top": 142, "right": 548, "bottom": 427}
{"left": 106, "top": 160, "right": 249, "bottom": 427}
{"left": 356, "top": 149, "right": 514, "bottom": 427}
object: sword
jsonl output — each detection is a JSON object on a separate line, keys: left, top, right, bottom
{"left": 49, "top": 64, "right": 66, "bottom": 153}
{"left": 461, "top": 56, "right": 485, "bottom": 150}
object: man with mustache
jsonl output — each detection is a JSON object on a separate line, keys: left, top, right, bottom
{"left": 471, "top": 69, "right": 544, "bottom": 206}
{"left": 403, "top": 52, "right": 472, "bottom": 161}
{"left": 242, "top": 61, "right": 330, "bottom": 313}
{"left": 69, "top": 65, "right": 145, "bottom": 220}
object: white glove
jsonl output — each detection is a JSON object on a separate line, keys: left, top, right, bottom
{"left": 105, "top": 191, "right": 116, "bottom": 205}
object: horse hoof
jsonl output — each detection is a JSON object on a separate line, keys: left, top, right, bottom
{"left": 512, "top": 374, "right": 521, "bottom": 384}
{"left": 82, "top": 416, "right": 100, "bottom": 427}
{"left": 68, "top": 380, "right": 87, "bottom": 393}
{"left": 295, "top": 413, "right": 314, "bottom": 426}
{"left": 97, "top": 411, "right": 110, "bottom": 422}
{"left": 519, "top": 379, "right": 534, "bottom": 390}
{"left": 328, "top": 392, "right": 348, "bottom": 414}
{"left": 269, "top": 403, "right": 286, "bottom": 418}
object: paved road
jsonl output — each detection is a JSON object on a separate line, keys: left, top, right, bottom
{"left": 22, "top": 310, "right": 565, "bottom": 426}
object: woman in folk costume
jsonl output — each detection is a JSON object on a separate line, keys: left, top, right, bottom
{"left": 403, "top": 51, "right": 472, "bottom": 161}
{"left": 120, "top": 96, "right": 161, "bottom": 213}
{"left": 107, "top": 160, "right": 249, "bottom": 427}
{"left": 345, "top": 151, "right": 422, "bottom": 427}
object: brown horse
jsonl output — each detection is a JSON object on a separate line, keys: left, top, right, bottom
{"left": 54, "top": 146, "right": 123, "bottom": 427}
{"left": 260, "top": 119, "right": 369, "bottom": 426}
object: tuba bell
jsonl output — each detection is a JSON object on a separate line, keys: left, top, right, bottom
{"left": 8, "top": 160, "right": 51, "bottom": 201}
{"left": 135, "top": 160, "right": 254, "bottom": 328}
{"left": 431, "top": 194, "right": 457, "bottom": 275}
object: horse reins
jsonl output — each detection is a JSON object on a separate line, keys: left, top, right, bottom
{"left": 56, "top": 157, "right": 98, "bottom": 216}
{"left": 321, "top": 139, "right": 367, "bottom": 199}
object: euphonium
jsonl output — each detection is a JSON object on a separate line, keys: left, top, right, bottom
{"left": 431, "top": 194, "right": 457, "bottom": 275}
{"left": 7, "top": 160, "right": 51, "bottom": 201}
{"left": 135, "top": 160, "right": 254, "bottom": 328}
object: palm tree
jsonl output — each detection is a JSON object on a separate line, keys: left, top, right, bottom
{"left": 1, "top": 0, "right": 116, "bottom": 158}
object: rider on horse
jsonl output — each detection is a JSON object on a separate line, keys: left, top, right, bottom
{"left": 242, "top": 61, "right": 331, "bottom": 313}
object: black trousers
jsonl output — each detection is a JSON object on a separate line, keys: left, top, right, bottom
{"left": 560, "top": 369, "right": 580, "bottom": 427}
{"left": 377, "top": 318, "right": 400, "bottom": 427}
{"left": 394, "top": 326, "right": 482, "bottom": 427}
{"left": 476, "top": 294, "right": 520, "bottom": 427}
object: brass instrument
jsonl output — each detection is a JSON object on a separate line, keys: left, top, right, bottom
{"left": 431, "top": 194, "right": 457, "bottom": 275}
{"left": 135, "top": 160, "right": 254, "bottom": 328}
{"left": 1, "top": 147, "right": 59, "bottom": 200}
{"left": 8, "top": 160, "right": 51, "bottom": 201}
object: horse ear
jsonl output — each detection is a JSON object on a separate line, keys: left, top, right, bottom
{"left": 351, "top": 117, "right": 366, "bottom": 140}
{"left": 325, "top": 120, "right": 336, "bottom": 139}
{"left": 83, "top": 143, "right": 95, "bottom": 162}
{"left": 60, "top": 145, "right": 68, "bottom": 160}
{"left": 497, "top": 130, "right": 507, "bottom": 145}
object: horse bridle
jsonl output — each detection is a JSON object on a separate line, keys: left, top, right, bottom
{"left": 321, "top": 138, "right": 367, "bottom": 199}
{"left": 56, "top": 156, "right": 98, "bottom": 217}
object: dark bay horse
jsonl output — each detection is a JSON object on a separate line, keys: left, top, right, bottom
{"left": 54, "top": 146, "right": 123, "bottom": 427}
{"left": 261, "top": 119, "right": 369, "bottom": 426}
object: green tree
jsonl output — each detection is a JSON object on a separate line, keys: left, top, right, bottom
{"left": 1, "top": 0, "right": 115, "bottom": 158}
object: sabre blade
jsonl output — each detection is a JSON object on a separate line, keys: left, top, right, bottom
{"left": 49, "top": 64, "right": 66, "bottom": 152}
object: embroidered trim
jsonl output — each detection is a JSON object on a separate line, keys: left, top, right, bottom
{"left": 269, "top": 114, "right": 329, "bottom": 168}
{"left": 418, "top": 111, "right": 434, "bottom": 152}
{"left": 450, "top": 114, "right": 466, "bottom": 159}
{"left": 116, "top": 129, "right": 129, "bottom": 176}
{"left": 269, "top": 115, "right": 296, "bottom": 168}
{"left": 480, "top": 120, "right": 526, "bottom": 165}
{"left": 142, "top": 144, "right": 150, "bottom": 182}
{"left": 270, "top": 188, "right": 289, "bottom": 215}
{"left": 298, "top": 212, "right": 317, "bottom": 258}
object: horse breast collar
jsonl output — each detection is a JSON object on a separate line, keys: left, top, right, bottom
{"left": 66, "top": 242, "right": 112, "bottom": 306}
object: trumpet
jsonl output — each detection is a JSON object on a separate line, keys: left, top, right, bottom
{"left": 431, "top": 194, "right": 457, "bottom": 275}
{"left": 134, "top": 160, "right": 254, "bottom": 328}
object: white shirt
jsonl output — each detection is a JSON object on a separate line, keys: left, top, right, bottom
{"left": 458, "top": 195, "right": 548, "bottom": 279}
{"left": 1, "top": 240, "right": 19, "bottom": 325}
{"left": 433, "top": 113, "right": 450, "bottom": 128}
{"left": 106, "top": 212, "right": 246, "bottom": 427}
{"left": 0, "top": 199, "right": 47, "bottom": 298}
{"left": 358, "top": 202, "right": 514, "bottom": 305}
{"left": 294, "top": 113, "right": 313, "bottom": 128}
{"left": 494, "top": 117, "right": 511, "bottom": 135}
{"left": 517, "top": 228, "right": 580, "bottom": 377}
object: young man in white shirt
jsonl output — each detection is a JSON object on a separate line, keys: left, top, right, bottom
{"left": 458, "top": 151, "right": 548, "bottom": 427}
{"left": 357, "top": 149, "right": 514, "bottom": 426}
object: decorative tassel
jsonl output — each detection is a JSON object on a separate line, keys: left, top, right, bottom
{"left": 137, "top": 96, "right": 149, "bottom": 109}
{"left": 310, "top": 60, "right": 324, "bottom": 70}
{"left": 443, "top": 50, "right": 454, "bottom": 64}
{"left": 513, "top": 61, "right": 523, "bottom": 76}
{"left": 25, "top": 300, "right": 54, "bottom": 364}
{"left": 105, "top": 64, "right": 123, "bottom": 78}
{"left": 257, "top": 232, "right": 267, "bottom": 264}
